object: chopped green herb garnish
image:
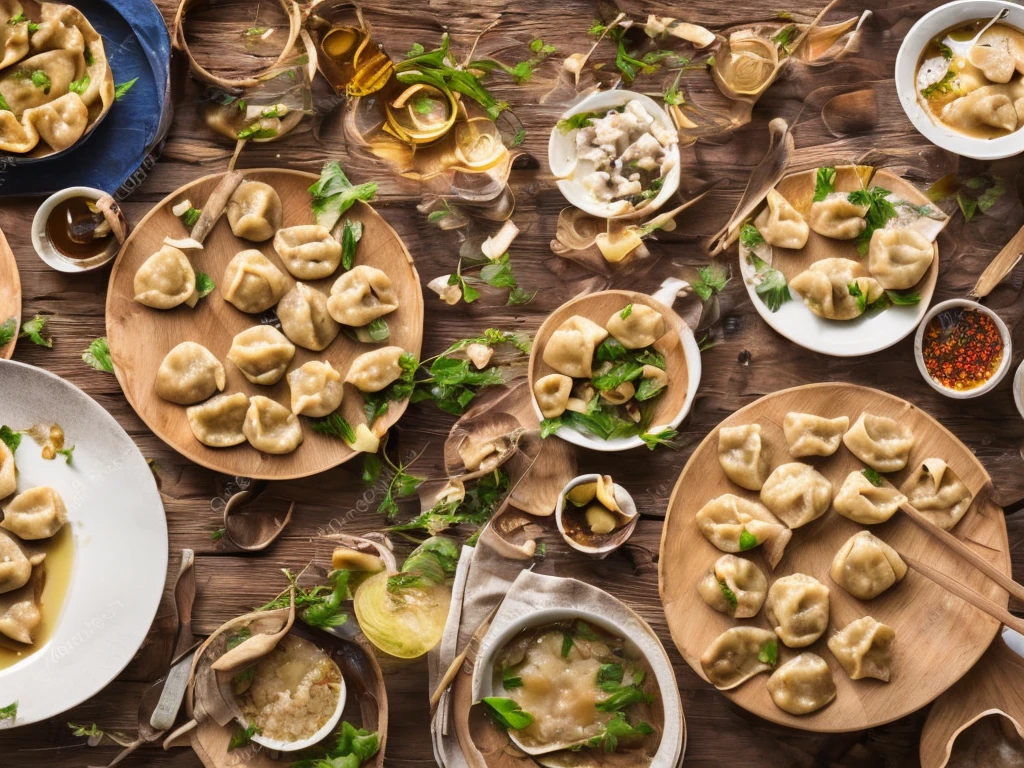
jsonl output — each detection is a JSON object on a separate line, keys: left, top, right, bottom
{"left": 813, "top": 166, "right": 836, "bottom": 202}
{"left": 482, "top": 697, "right": 534, "bottom": 731}
{"left": 0, "top": 317, "right": 15, "bottom": 346}
{"left": 502, "top": 672, "right": 524, "bottom": 690}
{"left": 0, "top": 701, "right": 16, "bottom": 722}
{"left": 312, "top": 412, "right": 356, "bottom": 443}
{"left": 0, "top": 93, "right": 9, "bottom": 112}
{"left": 68, "top": 723, "right": 103, "bottom": 739}
{"left": 19, "top": 314, "right": 50, "bottom": 347}
{"left": 309, "top": 161, "right": 377, "bottom": 232}
{"left": 0, "top": 426, "right": 20, "bottom": 453}
{"left": 862, "top": 467, "right": 883, "bottom": 487}
{"left": 663, "top": 70, "right": 685, "bottom": 106}
{"left": 597, "top": 663, "right": 625, "bottom": 689}
{"left": 921, "top": 69, "right": 958, "bottom": 100}
{"left": 561, "top": 631, "right": 574, "bottom": 658}
{"left": 719, "top": 580, "right": 738, "bottom": 609}
{"left": 848, "top": 186, "right": 898, "bottom": 254}
{"left": 691, "top": 264, "right": 730, "bottom": 301}
{"left": 758, "top": 638, "right": 778, "bottom": 666}
{"left": 749, "top": 254, "right": 791, "bottom": 312}
{"left": 228, "top": 723, "right": 259, "bottom": 751}
{"left": 848, "top": 281, "right": 869, "bottom": 314}
{"left": 619, "top": 303, "right": 633, "bottom": 320}
{"left": 195, "top": 272, "right": 215, "bottom": 300}
{"left": 181, "top": 206, "right": 202, "bottom": 229}
{"left": 771, "top": 25, "right": 798, "bottom": 54}
{"left": 30, "top": 69, "right": 50, "bottom": 93}
{"left": 56, "top": 445, "right": 74, "bottom": 464}
{"left": 583, "top": 712, "right": 655, "bottom": 753}
{"left": 82, "top": 337, "right": 113, "bottom": 373}
{"left": 68, "top": 75, "right": 90, "bottom": 95}
{"left": 256, "top": 568, "right": 350, "bottom": 629}
{"left": 641, "top": 428, "right": 677, "bottom": 450}
{"left": 341, "top": 218, "right": 363, "bottom": 271}
{"left": 114, "top": 77, "right": 138, "bottom": 100}
{"left": 738, "top": 528, "right": 758, "bottom": 551}
{"left": 739, "top": 222, "right": 765, "bottom": 249}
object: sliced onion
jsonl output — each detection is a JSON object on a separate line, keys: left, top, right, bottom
{"left": 481, "top": 219, "right": 519, "bottom": 260}
{"left": 354, "top": 571, "right": 451, "bottom": 659}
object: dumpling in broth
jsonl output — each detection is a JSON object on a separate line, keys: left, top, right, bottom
{"left": 969, "top": 30, "right": 1024, "bottom": 83}
{"left": 868, "top": 227, "right": 933, "bottom": 290}
{"left": 327, "top": 265, "right": 399, "bottom": 327}
{"left": 808, "top": 193, "right": 868, "bottom": 240}
{"left": 533, "top": 373, "right": 572, "bottom": 419}
{"left": 542, "top": 316, "right": 609, "bottom": 378}
{"left": 277, "top": 282, "right": 340, "bottom": 351}
{"left": 154, "top": 341, "right": 226, "bottom": 405}
{"left": 243, "top": 396, "right": 303, "bottom": 454}
{"left": 134, "top": 245, "right": 197, "bottom": 310}
{"left": 718, "top": 424, "right": 770, "bottom": 491}
{"left": 1, "top": 486, "right": 67, "bottom": 540}
{"left": 941, "top": 86, "right": 1020, "bottom": 137}
{"left": 605, "top": 303, "right": 664, "bottom": 349}
{"left": 754, "top": 188, "right": 809, "bottom": 249}
{"left": 760, "top": 463, "right": 832, "bottom": 529}
{"left": 274, "top": 225, "right": 342, "bottom": 279}
{"left": 227, "top": 181, "right": 283, "bottom": 242}
{"left": 227, "top": 326, "right": 296, "bottom": 385}
{"left": 695, "top": 494, "right": 792, "bottom": 568}
{"left": 0, "top": 563, "right": 44, "bottom": 644}
{"left": 783, "top": 413, "right": 848, "bottom": 458}
{"left": 766, "top": 573, "right": 830, "bottom": 648}
{"left": 827, "top": 616, "right": 895, "bottom": 682}
{"left": 790, "top": 258, "right": 884, "bottom": 320}
{"left": 833, "top": 470, "right": 906, "bottom": 525}
{"left": 186, "top": 392, "right": 249, "bottom": 448}
{"left": 0, "top": 529, "right": 38, "bottom": 594}
{"left": 830, "top": 530, "right": 907, "bottom": 600}
{"left": 288, "top": 360, "right": 343, "bottom": 417}
{"left": 222, "top": 250, "right": 288, "bottom": 314}
{"left": 0, "top": 4, "right": 30, "bottom": 70}
{"left": 697, "top": 554, "right": 768, "bottom": 618}
{"left": 902, "top": 458, "right": 973, "bottom": 530}
{"left": 0, "top": 439, "right": 14, "bottom": 500}
{"left": 700, "top": 626, "right": 778, "bottom": 690}
{"left": 843, "top": 412, "right": 914, "bottom": 473}
{"left": 345, "top": 346, "right": 407, "bottom": 393}
{"left": 767, "top": 653, "right": 836, "bottom": 715}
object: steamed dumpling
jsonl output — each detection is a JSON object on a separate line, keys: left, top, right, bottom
{"left": 843, "top": 412, "right": 914, "bottom": 473}
{"left": 827, "top": 616, "right": 895, "bottom": 682}
{"left": 783, "top": 413, "right": 848, "bottom": 458}
{"left": 767, "top": 653, "right": 836, "bottom": 715}
{"left": 868, "top": 227, "right": 933, "bottom": 290}
{"left": 0, "top": 49, "right": 79, "bottom": 115}
{"left": 830, "top": 531, "right": 907, "bottom": 600}
{"left": 0, "top": 5, "right": 30, "bottom": 70}
{"left": 700, "top": 627, "right": 778, "bottom": 690}
{"left": 760, "top": 463, "right": 832, "bottom": 529}
{"left": 186, "top": 392, "right": 249, "bottom": 448}
{"left": 1, "top": 486, "right": 67, "bottom": 540}
{"left": 327, "top": 265, "right": 398, "bottom": 327}
{"left": 227, "top": 326, "right": 296, "bottom": 385}
{"left": 0, "top": 563, "right": 44, "bottom": 643}
{"left": 345, "top": 346, "right": 406, "bottom": 393}
{"left": 902, "top": 458, "right": 973, "bottom": 530}
{"left": 790, "top": 257, "right": 884, "bottom": 320}
{"left": 288, "top": 361, "right": 343, "bottom": 417}
{"left": 765, "top": 573, "right": 830, "bottom": 648}
{"left": 227, "top": 181, "right": 282, "bottom": 242}
{"left": 833, "top": 470, "right": 906, "bottom": 525}
{"left": 808, "top": 193, "right": 868, "bottom": 240}
{"left": 718, "top": 424, "right": 770, "bottom": 491}
{"left": 0, "top": 440, "right": 14, "bottom": 500}
{"left": 134, "top": 245, "right": 197, "bottom": 309}
{"left": 274, "top": 225, "right": 342, "bottom": 279}
{"left": 697, "top": 554, "right": 768, "bottom": 618}
{"left": 222, "top": 250, "right": 289, "bottom": 314}
{"left": 695, "top": 494, "right": 792, "bottom": 568}
{"left": 277, "top": 282, "right": 340, "bottom": 351}
{"left": 542, "top": 316, "right": 608, "bottom": 378}
{"left": 754, "top": 189, "right": 809, "bottom": 249}
{"left": 941, "top": 86, "right": 1019, "bottom": 136}
{"left": 0, "top": 92, "right": 90, "bottom": 154}
{"left": 969, "top": 31, "right": 1022, "bottom": 83}
{"left": 534, "top": 373, "right": 572, "bottom": 419}
{"left": 243, "top": 396, "right": 303, "bottom": 454}
{"left": 605, "top": 303, "right": 665, "bottom": 349}
{"left": 154, "top": 342, "right": 226, "bottom": 405}
{"left": 0, "top": 529, "right": 36, "bottom": 594}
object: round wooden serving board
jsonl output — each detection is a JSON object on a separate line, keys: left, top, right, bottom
{"left": 106, "top": 169, "right": 423, "bottom": 480}
{"left": 0, "top": 226, "right": 21, "bottom": 359}
{"left": 659, "top": 383, "right": 1010, "bottom": 732}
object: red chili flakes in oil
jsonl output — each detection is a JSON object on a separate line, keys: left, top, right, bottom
{"left": 922, "top": 308, "right": 1004, "bottom": 391}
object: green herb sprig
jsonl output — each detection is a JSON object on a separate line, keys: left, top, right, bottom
{"left": 82, "top": 337, "right": 113, "bottom": 373}
{"left": 482, "top": 697, "right": 533, "bottom": 730}
{"left": 114, "top": 77, "right": 138, "bottom": 101}
{"left": 309, "top": 162, "right": 378, "bottom": 232}
{"left": 256, "top": 568, "right": 350, "bottom": 629}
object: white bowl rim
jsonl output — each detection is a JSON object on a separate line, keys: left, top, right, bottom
{"left": 555, "top": 473, "right": 638, "bottom": 554}
{"left": 913, "top": 297, "right": 1013, "bottom": 398}
{"left": 31, "top": 186, "right": 120, "bottom": 274}
{"left": 547, "top": 89, "right": 682, "bottom": 220}
{"left": 242, "top": 663, "right": 347, "bottom": 752}
{"left": 1013, "top": 359, "right": 1024, "bottom": 419}
{"left": 894, "top": 0, "right": 1024, "bottom": 160}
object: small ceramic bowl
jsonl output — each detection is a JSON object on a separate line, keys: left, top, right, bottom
{"left": 31, "top": 186, "right": 124, "bottom": 273}
{"left": 240, "top": 664, "right": 347, "bottom": 752}
{"left": 895, "top": 0, "right": 1024, "bottom": 160}
{"left": 548, "top": 89, "right": 682, "bottom": 219}
{"left": 914, "top": 298, "right": 1012, "bottom": 398}
{"left": 555, "top": 473, "right": 638, "bottom": 556}
{"left": 1012, "top": 360, "right": 1024, "bottom": 420}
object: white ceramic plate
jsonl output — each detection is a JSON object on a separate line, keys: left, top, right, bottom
{"left": 0, "top": 360, "right": 167, "bottom": 727}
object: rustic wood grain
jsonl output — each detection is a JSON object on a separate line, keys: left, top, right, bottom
{"left": 1, "top": 0, "right": 1024, "bottom": 766}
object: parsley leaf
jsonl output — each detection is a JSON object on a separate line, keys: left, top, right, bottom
{"left": 0, "top": 701, "right": 16, "bottom": 722}
{"left": 583, "top": 712, "right": 654, "bottom": 753}
{"left": 596, "top": 672, "right": 653, "bottom": 712}
{"left": 56, "top": 445, "right": 74, "bottom": 464}
{"left": 848, "top": 281, "right": 868, "bottom": 314}
{"left": 739, "top": 528, "right": 758, "bottom": 551}
{"left": 921, "top": 69, "right": 958, "bottom": 100}
{"left": 641, "top": 427, "right": 677, "bottom": 450}
{"left": 862, "top": 467, "right": 883, "bottom": 487}
{"left": 30, "top": 69, "right": 51, "bottom": 94}
{"left": 0, "top": 93, "right": 9, "bottom": 112}
{"left": 663, "top": 69, "right": 685, "bottom": 105}
{"left": 228, "top": 723, "right": 259, "bottom": 751}
{"left": 68, "top": 75, "right": 90, "bottom": 95}
{"left": 82, "top": 337, "right": 113, "bottom": 373}
{"left": 19, "top": 315, "right": 50, "bottom": 347}
{"left": 482, "top": 697, "right": 533, "bottom": 731}
{"left": 813, "top": 166, "right": 836, "bottom": 202}
{"left": 114, "top": 77, "right": 138, "bottom": 101}
{"left": 308, "top": 162, "right": 378, "bottom": 231}
{"left": 848, "top": 186, "right": 897, "bottom": 254}
{"left": 739, "top": 222, "right": 765, "bottom": 249}
{"left": 749, "top": 254, "right": 791, "bottom": 312}
{"left": 758, "top": 638, "right": 779, "bottom": 666}
{"left": 0, "top": 317, "right": 15, "bottom": 346}
{"left": 771, "top": 25, "right": 798, "bottom": 54}
{"left": 0, "top": 426, "right": 20, "bottom": 453}
{"left": 691, "top": 264, "right": 730, "bottom": 301}
{"left": 195, "top": 272, "right": 215, "bottom": 300}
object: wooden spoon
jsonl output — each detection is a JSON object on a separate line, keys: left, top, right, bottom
{"left": 969, "top": 167, "right": 1024, "bottom": 299}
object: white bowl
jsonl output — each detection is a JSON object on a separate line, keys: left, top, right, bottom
{"left": 241, "top": 664, "right": 347, "bottom": 752}
{"left": 913, "top": 298, "right": 1012, "bottom": 398}
{"left": 555, "top": 473, "right": 638, "bottom": 556}
{"left": 1012, "top": 359, "right": 1024, "bottom": 419}
{"left": 895, "top": 0, "right": 1024, "bottom": 160}
{"left": 548, "top": 89, "right": 681, "bottom": 219}
{"left": 31, "top": 186, "right": 122, "bottom": 273}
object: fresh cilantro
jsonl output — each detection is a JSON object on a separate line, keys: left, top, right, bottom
{"left": 443, "top": 328, "right": 532, "bottom": 355}
{"left": 556, "top": 111, "right": 601, "bottom": 133}
{"left": 308, "top": 161, "right": 378, "bottom": 231}
{"left": 691, "top": 264, "right": 730, "bottom": 301}
{"left": 758, "top": 638, "right": 778, "bottom": 666}
{"left": 68, "top": 75, "right": 90, "bottom": 95}
{"left": 738, "top": 528, "right": 758, "bottom": 551}
{"left": 530, "top": 38, "right": 555, "bottom": 56}
{"left": 56, "top": 445, "right": 74, "bottom": 464}
{"left": 507, "top": 286, "right": 536, "bottom": 305}
{"left": 749, "top": 254, "right": 790, "bottom": 312}
{"left": 244, "top": 26, "right": 268, "bottom": 37}
{"left": 228, "top": 723, "right": 259, "bottom": 751}
{"left": 256, "top": 568, "right": 350, "bottom": 629}
{"left": 482, "top": 697, "right": 533, "bottom": 731}
{"left": 934, "top": 37, "right": 953, "bottom": 59}
{"left": 19, "top": 315, "right": 50, "bottom": 347}
{"left": 181, "top": 206, "right": 202, "bottom": 229}
{"left": 739, "top": 222, "right": 765, "bottom": 249}
{"left": 0, "top": 317, "right": 14, "bottom": 346}
{"left": 641, "top": 428, "right": 677, "bottom": 450}
{"left": 719, "top": 580, "right": 738, "bottom": 609}
{"left": 82, "top": 337, "right": 113, "bottom": 373}
{"left": 341, "top": 219, "right": 363, "bottom": 270}
{"left": 598, "top": 663, "right": 625, "bottom": 689}
{"left": 887, "top": 289, "right": 921, "bottom": 306}
{"left": 619, "top": 304, "right": 633, "bottom": 320}
{"left": 0, "top": 701, "right": 16, "bottom": 722}
{"left": 0, "top": 426, "right": 20, "bottom": 453}
{"left": 195, "top": 272, "right": 215, "bottom": 300}
{"left": 292, "top": 721, "right": 380, "bottom": 767}
{"left": 30, "top": 69, "right": 50, "bottom": 93}
{"left": 210, "top": 528, "right": 226, "bottom": 542}
{"left": 862, "top": 467, "right": 883, "bottom": 486}
{"left": 361, "top": 453, "right": 382, "bottom": 486}
{"left": 362, "top": 352, "right": 418, "bottom": 424}
{"left": 312, "top": 412, "right": 356, "bottom": 443}
{"left": 114, "top": 77, "right": 138, "bottom": 100}
{"left": 848, "top": 281, "right": 869, "bottom": 314}
{"left": 814, "top": 166, "right": 836, "bottom": 202}
{"left": 68, "top": 723, "right": 103, "bottom": 739}
{"left": 427, "top": 209, "right": 449, "bottom": 224}
{"left": 583, "top": 712, "right": 655, "bottom": 753}
{"left": 377, "top": 450, "right": 426, "bottom": 519}
{"left": 591, "top": 348, "right": 664, "bottom": 392}
{"left": 388, "top": 469, "right": 509, "bottom": 533}
{"left": 450, "top": 272, "right": 480, "bottom": 303}
{"left": 596, "top": 672, "right": 653, "bottom": 712}
{"left": 921, "top": 69, "right": 958, "bottom": 100}
{"left": 848, "top": 186, "right": 897, "bottom": 254}
{"left": 361, "top": 317, "right": 389, "bottom": 343}
{"left": 396, "top": 34, "right": 506, "bottom": 119}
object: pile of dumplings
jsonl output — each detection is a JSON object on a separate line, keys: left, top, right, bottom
{"left": 0, "top": 2, "right": 115, "bottom": 155}
{"left": 134, "top": 179, "right": 408, "bottom": 456}
{"left": 696, "top": 409, "right": 975, "bottom": 716}
{"left": 0, "top": 439, "right": 67, "bottom": 646}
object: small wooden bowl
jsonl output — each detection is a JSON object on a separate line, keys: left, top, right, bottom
{"left": 528, "top": 288, "right": 700, "bottom": 452}
{"left": 0, "top": 227, "right": 20, "bottom": 359}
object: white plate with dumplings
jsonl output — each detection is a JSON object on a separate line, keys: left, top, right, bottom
{"left": 105, "top": 169, "right": 423, "bottom": 480}
{"left": 0, "top": 359, "right": 167, "bottom": 727}
{"left": 738, "top": 165, "right": 948, "bottom": 357}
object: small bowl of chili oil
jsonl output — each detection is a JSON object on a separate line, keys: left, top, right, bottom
{"left": 914, "top": 299, "right": 1012, "bottom": 398}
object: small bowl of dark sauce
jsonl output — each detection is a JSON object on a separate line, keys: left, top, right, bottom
{"left": 31, "top": 187, "right": 127, "bottom": 273}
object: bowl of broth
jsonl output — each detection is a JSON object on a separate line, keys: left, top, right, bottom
{"left": 31, "top": 187, "right": 124, "bottom": 273}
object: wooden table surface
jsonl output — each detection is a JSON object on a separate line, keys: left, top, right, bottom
{"left": 3, "top": 0, "right": 1024, "bottom": 766}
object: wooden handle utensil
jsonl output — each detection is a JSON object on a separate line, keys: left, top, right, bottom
{"left": 970, "top": 223, "right": 1024, "bottom": 299}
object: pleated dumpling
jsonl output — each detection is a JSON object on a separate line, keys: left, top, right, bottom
{"left": 766, "top": 573, "right": 830, "bottom": 648}
{"left": 0, "top": 92, "right": 89, "bottom": 154}
{"left": 222, "top": 250, "right": 288, "bottom": 314}
{"left": 227, "top": 326, "right": 296, "bottom": 385}
{"left": 868, "top": 227, "right": 933, "bottom": 290}
{"left": 830, "top": 531, "right": 907, "bottom": 600}
{"left": 0, "top": 563, "right": 44, "bottom": 643}
{"left": 0, "top": 49, "right": 79, "bottom": 115}
{"left": 790, "top": 258, "right": 884, "bottom": 320}
{"left": 327, "top": 265, "right": 399, "bottom": 327}
{"left": 274, "top": 225, "right": 342, "bottom": 279}
{"left": 227, "top": 181, "right": 283, "bottom": 242}
{"left": 154, "top": 342, "right": 226, "bottom": 405}
{"left": 288, "top": 360, "right": 343, "bottom": 417}
{"left": 754, "top": 189, "right": 809, "bottom": 249}
{"left": 277, "top": 282, "right": 340, "bottom": 351}
{"left": 0, "top": 529, "right": 37, "bottom": 594}
{"left": 827, "top": 616, "right": 895, "bottom": 682}
{"left": 542, "top": 315, "right": 608, "bottom": 378}
{"left": 243, "top": 396, "right": 303, "bottom": 454}
{"left": 605, "top": 303, "right": 665, "bottom": 349}
{"left": 695, "top": 494, "right": 792, "bottom": 568}
{"left": 767, "top": 653, "right": 836, "bottom": 715}
{"left": 902, "top": 458, "right": 973, "bottom": 530}
{"left": 1, "top": 486, "right": 67, "bottom": 540}
{"left": 833, "top": 470, "right": 906, "bottom": 525}
{"left": 700, "top": 627, "right": 778, "bottom": 690}
{"left": 808, "top": 193, "right": 868, "bottom": 240}
{"left": 533, "top": 373, "right": 572, "bottom": 419}
{"left": 941, "top": 86, "right": 1018, "bottom": 136}
{"left": 186, "top": 392, "right": 249, "bottom": 448}
{"left": 843, "top": 412, "right": 914, "bottom": 473}
{"left": 345, "top": 346, "right": 407, "bottom": 393}
{"left": 0, "top": 439, "right": 15, "bottom": 500}
{"left": 783, "top": 413, "right": 848, "bottom": 458}
{"left": 718, "top": 424, "right": 770, "bottom": 491}
{"left": 0, "top": 4, "right": 30, "bottom": 70}
{"left": 697, "top": 554, "right": 768, "bottom": 618}
{"left": 134, "top": 245, "right": 197, "bottom": 310}
{"left": 760, "top": 463, "right": 832, "bottom": 529}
